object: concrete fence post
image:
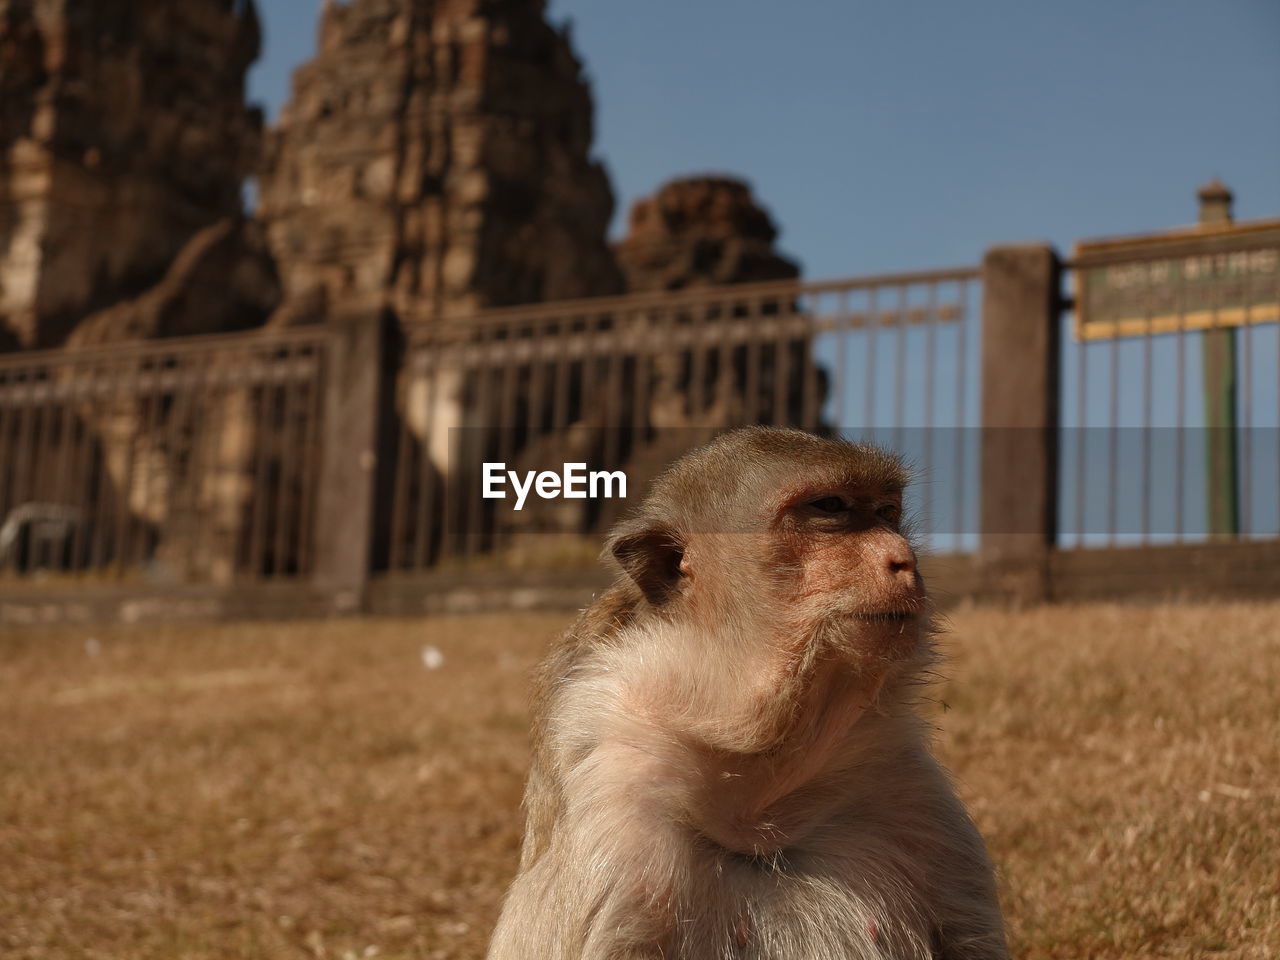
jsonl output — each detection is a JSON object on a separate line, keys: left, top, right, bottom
{"left": 313, "top": 308, "right": 395, "bottom": 612}
{"left": 978, "top": 244, "right": 1062, "bottom": 604}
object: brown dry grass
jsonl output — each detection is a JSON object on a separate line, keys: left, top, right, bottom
{"left": 1, "top": 603, "right": 1276, "bottom": 959}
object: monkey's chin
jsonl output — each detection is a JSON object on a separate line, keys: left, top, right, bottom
{"left": 820, "top": 611, "right": 924, "bottom": 663}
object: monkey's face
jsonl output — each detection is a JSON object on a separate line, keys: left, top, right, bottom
{"left": 671, "top": 476, "right": 925, "bottom": 667}
{"left": 765, "top": 480, "right": 926, "bottom": 662}
{"left": 608, "top": 429, "right": 925, "bottom": 663}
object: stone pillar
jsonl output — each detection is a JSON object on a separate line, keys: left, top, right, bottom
{"left": 978, "top": 244, "right": 1062, "bottom": 604}
{"left": 313, "top": 309, "right": 394, "bottom": 610}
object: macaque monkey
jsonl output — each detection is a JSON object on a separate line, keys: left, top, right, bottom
{"left": 488, "top": 427, "right": 1008, "bottom": 960}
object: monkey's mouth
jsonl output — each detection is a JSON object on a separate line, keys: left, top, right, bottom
{"left": 850, "top": 609, "right": 918, "bottom": 624}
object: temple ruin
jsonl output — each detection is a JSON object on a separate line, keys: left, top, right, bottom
{"left": 257, "top": 0, "right": 624, "bottom": 319}
{"left": 0, "top": 0, "right": 263, "bottom": 349}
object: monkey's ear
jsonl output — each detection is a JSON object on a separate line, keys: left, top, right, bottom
{"left": 606, "top": 524, "right": 685, "bottom": 606}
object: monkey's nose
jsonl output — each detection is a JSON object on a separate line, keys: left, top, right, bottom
{"left": 886, "top": 548, "right": 917, "bottom": 583}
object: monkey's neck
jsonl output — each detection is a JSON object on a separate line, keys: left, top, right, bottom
{"left": 591, "top": 621, "right": 924, "bottom": 855}
{"left": 638, "top": 632, "right": 916, "bottom": 855}
{"left": 695, "top": 622, "right": 900, "bottom": 752}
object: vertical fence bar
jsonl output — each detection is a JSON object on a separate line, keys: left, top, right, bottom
{"left": 449, "top": 338, "right": 473, "bottom": 566}
{"left": 771, "top": 297, "right": 789, "bottom": 426}
{"left": 108, "top": 362, "right": 139, "bottom": 577}
{"left": 12, "top": 374, "right": 36, "bottom": 535}
{"left": 894, "top": 284, "right": 907, "bottom": 451}
{"left": 1175, "top": 266, "right": 1187, "bottom": 541}
{"left": 744, "top": 298, "right": 762, "bottom": 426}
{"left": 630, "top": 310, "right": 651, "bottom": 455}
{"left": 603, "top": 309, "right": 625, "bottom": 468}
{"left": 954, "top": 279, "right": 969, "bottom": 547}
{"left": 527, "top": 322, "right": 548, "bottom": 440}
{"left": 800, "top": 293, "right": 818, "bottom": 433}
{"left": 1142, "top": 274, "right": 1154, "bottom": 543}
{"left": 1106, "top": 324, "right": 1119, "bottom": 545}
{"left": 834, "top": 291, "right": 849, "bottom": 432}
{"left": 0, "top": 372, "right": 13, "bottom": 534}
{"left": 494, "top": 327, "right": 521, "bottom": 554}
{"left": 188, "top": 355, "right": 218, "bottom": 581}
{"left": 1074, "top": 313, "right": 1087, "bottom": 547}
{"left": 865, "top": 287, "right": 879, "bottom": 428}
{"left": 133, "top": 357, "right": 167, "bottom": 570}
{"left": 157, "top": 356, "right": 188, "bottom": 576}
{"left": 245, "top": 352, "right": 275, "bottom": 577}
{"left": 293, "top": 350, "right": 316, "bottom": 576}
{"left": 414, "top": 346, "right": 442, "bottom": 571}
{"left": 691, "top": 302, "right": 708, "bottom": 428}
{"left": 296, "top": 343, "right": 325, "bottom": 577}
{"left": 273, "top": 346, "right": 301, "bottom": 577}
{"left": 580, "top": 315, "right": 598, "bottom": 428}
{"left": 716, "top": 304, "right": 735, "bottom": 430}
{"left": 387, "top": 361, "right": 413, "bottom": 574}
{"left": 65, "top": 365, "right": 95, "bottom": 572}
{"left": 459, "top": 331, "right": 490, "bottom": 564}
{"left": 0, "top": 371, "right": 14, "bottom": 575}
{"left": 1240, "top": 282, "right": 1253, "bottom": 536}
{"left": 552, "top": 317, "right": 572, "bottom": 437}
{"left": 654, "top": 303, "right": 674, "bottom": 429}
{"left": 922, "top": 281, "right": 938, "bottom": 541}
{"left": 31, "top": 380, "right": 56, "bottom": 570}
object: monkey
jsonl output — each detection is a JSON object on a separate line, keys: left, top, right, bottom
{"left": 487, "top": 427, "right": 1009, "bottom": 960}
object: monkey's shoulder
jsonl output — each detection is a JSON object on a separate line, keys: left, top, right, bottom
{"left": 533, "top": 582, "right": 643, "bottom": 694}
{"left": 571, "top": 580, "right": 645, "bottom": 644}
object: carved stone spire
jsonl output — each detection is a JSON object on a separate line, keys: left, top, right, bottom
{"left": 258, "top": 0, "right": 624, "bottom": 319}
{"left": 0, "top": 0, "right": 263, "bottom": 348}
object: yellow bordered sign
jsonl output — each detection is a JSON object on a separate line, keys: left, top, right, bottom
{"left": 1073, "top": 218, "right": 1280, "bottom": 341}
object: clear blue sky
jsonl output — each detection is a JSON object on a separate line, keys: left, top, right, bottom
{"left": 251, "top": 0, "right": 1280, "bottom": 279}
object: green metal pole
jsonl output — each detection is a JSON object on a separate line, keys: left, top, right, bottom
{"left": 1197, "top": 179, "right": 1239, "bottom": 539}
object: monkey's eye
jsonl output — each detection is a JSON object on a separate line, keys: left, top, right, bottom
{"left": 809, "top": 496, "right": 849, "bottom": 514}
{"left": 876, "top": 503, "right": 902, "bottom": 525}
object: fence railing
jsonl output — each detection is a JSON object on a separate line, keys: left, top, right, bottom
{"left": 0, "top": 328, "right": 330, "bottom": 583}
{"left": 385, "top": 267, "right": 981, "bottom": 572}
{"left": 0, "top": 232, "right": 1277, "bottom": 611}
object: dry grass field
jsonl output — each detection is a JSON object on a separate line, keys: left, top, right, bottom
{"left": 2, "top": 602, "right": 1277, "bottom": 959}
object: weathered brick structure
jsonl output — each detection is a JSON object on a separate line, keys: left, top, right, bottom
{"left": 0, "top": 0, "right": 263, "bottom": 349}
{"left": 615, "top": 175, "right": 800, "bottom": 291}
{"left": 258, "top": 0, "right": 624, "bottom": 318}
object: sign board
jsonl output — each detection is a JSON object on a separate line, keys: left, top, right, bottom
{"left": 1073, "top": 218, "right": 1280, "bottom": 340}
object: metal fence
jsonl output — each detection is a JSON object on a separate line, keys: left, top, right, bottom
{"left": 384, "top": 267, "right": 982, "bottom": 573}
{"left": 1058, "top": 234, "right": 1280, "bottom": 548}
{"left": 1, "top": 229, "right": 1278, "bottom": 610}
{"left": 0, "top": 328, "right": 330, "bottom": 582}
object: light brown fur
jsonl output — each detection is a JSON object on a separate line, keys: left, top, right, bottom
{"left": 489, "top": 427, "right": 1009, "bottom": 960}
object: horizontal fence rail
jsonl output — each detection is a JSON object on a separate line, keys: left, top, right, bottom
{"left": 0, "top": 328, "right": 330, "bottom": 583}
{"left": 385, "top": 267, "right": 983, "bottom": 574}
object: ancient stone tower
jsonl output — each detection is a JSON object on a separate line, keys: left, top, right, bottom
{"left": 615, "top": 176, "right": 800, "bottom": 292}
{"left": 258, "top": 0, "right": 624, "bottom": 319}
{"left": 0, "top": 0, "right": 263, "bottom": 349}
